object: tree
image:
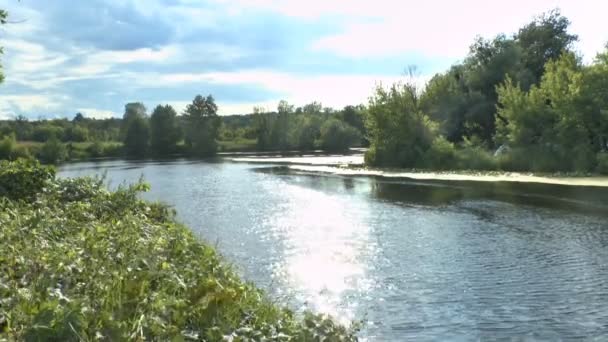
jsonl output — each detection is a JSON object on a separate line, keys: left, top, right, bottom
{"left": 301, "top": 101, "right": 322, "bottom": 115}
{"left": 38, "top": 137, "right": 68, "bottom": 164}
{"left": 183, "top": 95, "right": 220, "bottom": 157}
{"left": 121, "top": 103, "right": 149, "bottom": 157}
{"left": 496, "top": 53, "right": 602, "bottom": 172}
{"left": 319, "top": 119, "right": 360, "bottom": 152}
{"left": 253, "top": 106, "right": 273, "bottom": 150}
{"left": 150, "top": 104, "right": 181, "bottom": 156}
{"left": 365, "top": 82, "right": 438, "bottom": 167}
{"left": 73, "top": 112, "right": 85, "bottom": 123}
{"left": 516, "top": 9, "right": 578, "bottom": 83}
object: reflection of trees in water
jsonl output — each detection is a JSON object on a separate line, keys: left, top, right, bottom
{"left": 371, "top": 178, "right": 608, "bottom": 216}
{"left": 257, "top": 166, "right": 608, "bottom": 216}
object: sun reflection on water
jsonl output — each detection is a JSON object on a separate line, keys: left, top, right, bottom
{"left": 264, "top": 179, "right": 375, "bottom": 323}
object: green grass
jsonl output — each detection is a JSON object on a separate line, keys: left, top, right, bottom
{"left": 0, "top": 160, "right": 357, "bottom": 341}
{"left": 218, "top": 138, "right": 258, "bottom": 152}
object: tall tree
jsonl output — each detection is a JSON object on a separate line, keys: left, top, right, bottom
{"left": 183, "top": 95, "right": 220, "bottom": 157}
{"left": 121, "top": 103, "right": 149, "bottom": 157}
{"left": 150, "top": 104, "right": 181, "bottom": 156}
{"left": 365, "top": 82, "right": 438, "bottom": 167}
{"left": 516, "top": 9, "right": 578, "bottom": 83}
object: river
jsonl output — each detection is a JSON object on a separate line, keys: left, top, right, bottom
{"left": 58, "top": 156, "right": 608, "bottom": 341}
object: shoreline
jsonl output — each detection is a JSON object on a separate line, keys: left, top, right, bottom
{"left": 285, "top": 165, "right": 608, "bottom": 188}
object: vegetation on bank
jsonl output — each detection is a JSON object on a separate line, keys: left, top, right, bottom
{"left": 0, "top": 159, "right": 357, "bottom": 341}
{"left": 365, "top": 10, "right": 608, "bottom": 174}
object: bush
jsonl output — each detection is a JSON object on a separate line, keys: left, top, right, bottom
{"left": 0, "top": 164, "right": 357, "bottom": 341}
{"left": 422, "top": 136, "right": 456, "bottom": 170}
{"left": 86, "top": 140, "right": 105, "bottom": 158}
{"left": 0, "top": 136, "right": 32, "bottom": 161}
{"left": 0, "top": 134, "right": 15, "bottom": 160}
{"left": 597, "top": 153, "right": 608, "bottom": 175}
{"left": 37, "top": 137, "right": 68, "bottom": 164}
{"left": 320, "top": 119, "right": 361, "bottom": 152}
{"left": 0, "top": 159, "right": 55, "bottom": 200}
{"left": 455, "top": 146, "right": 497, "bottom": 171}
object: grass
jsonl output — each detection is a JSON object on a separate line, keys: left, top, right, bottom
{"left": 218, "top": 138, "right": 258, "bottom": 152}
{"left": 0, "top": 160, "right": 357, "bottom": 341}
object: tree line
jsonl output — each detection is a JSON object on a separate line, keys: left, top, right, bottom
{"left": 1, "top": 8, "right": 607, "bottom": 173}
{"left": 364, "top": 9, "right": 608, "bottom": 174}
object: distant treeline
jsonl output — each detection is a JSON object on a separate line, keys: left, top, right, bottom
{"left": 0, "top": 95, "right": 366, "bottom": 164}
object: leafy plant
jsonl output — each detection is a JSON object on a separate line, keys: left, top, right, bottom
{"left": 0, "top": 160, "right": 358, "bottom": 341}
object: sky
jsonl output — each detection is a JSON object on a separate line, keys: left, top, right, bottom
{"left": 0, "top": 0, "right": 606, "bottom": 119}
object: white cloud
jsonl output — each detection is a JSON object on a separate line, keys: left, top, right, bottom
{"left": 251, "top": 0, "right": 607, "bottom": 61}
{"left": 157, "top": 70, "right": 427, "bottom": 112}
{"left": 77, "top": 108, "right": 117, "bottom": 119}
{"left": 0, "top": 94, "right": 66, "bottom": 118}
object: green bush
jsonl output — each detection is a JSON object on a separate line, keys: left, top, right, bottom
{"left": 320, "top": 119, "right": 361, "bottom": 152}
{"left": 422, "top": 136, "right": 456, "bottom": 170}
{"left": 37, "top": 137, "right": 68, "bottom": 164}
{"left": 455, "top": 146, "right": 497, "bottom": 171}
{"left": 0, "top": 134, "right": 15, "bottom": 160}
{"left": 0, "top": 161, "right": 357, "bottom": 341}
{"left": 597, "top": 152, "right": 608, "bottom": 175}
{"left": 0, "top": 159, "right": 55, "bottom": 201}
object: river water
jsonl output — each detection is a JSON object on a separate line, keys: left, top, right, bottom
{"left": 59, "top": 156, "right": 608, "bottom": 341}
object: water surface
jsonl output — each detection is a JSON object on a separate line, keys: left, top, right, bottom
{"left": 59, "top": 158, "right": 608, "bottom": 341}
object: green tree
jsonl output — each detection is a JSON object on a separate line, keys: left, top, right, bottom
{"left": 253, "top": 107, "right": 274, "bottom": 150}
{"left": 121, "top": 103, "right": 149, "bottom": 157}
{"left": 183, "top": 95, "right": 220, "bottom": 157}
{"left": 365, "top": 82, "right": 438, "bottom": 167}
{"left": 269, "top": 100, "right": 293, "bottom": 151}
{"left": 38, "top": 137, "right": 68, "bottom": 164}
{"left": 319, "top": 119, "right": 360, "bottom": 152}
{"left": 516, "top": 9, "right": 578, "bottom": 83}
{"left": 150, "top": 104, "right": 181, "bottom": 156}
{"left": 496, "top": 53, "right": 601, "bottom": 172}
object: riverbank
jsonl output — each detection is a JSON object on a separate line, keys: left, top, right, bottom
{"left": 226, "top": 152, "right": 608, "bottom": 187}
{"left": 289, "top": 165, "right": 608, "bottom": 188}
{"left": 0, "top": 160, "right": 356, "bottom": 341}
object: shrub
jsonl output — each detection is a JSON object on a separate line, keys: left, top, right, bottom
{"left": 0, "top": 134, "right": 15, "bottom": 160}
{"left": 86, "top": 140, "right": 105, "bottom": 158}
{"left": 37, "top": 137, "right": 68, "bottom": 164}
{"left": 320, "top": 119, "right": 361, "bottom": 152}
{"left": 597, "top": 153, "right": 608, "bottom": 175}
{"left": 455, "top": 146, "right": 497, "bottom": 171}
{"left": 423, "top": 136, "right": 456, "bottom": 170}
{"left": 10, "top": 144, "right": 31, "bottom": 160}
{"left": 0, "top": 159, "right": 55, "bottom": 200}
{"left": 0, "top": 165, "right": 357, "bottom": 341}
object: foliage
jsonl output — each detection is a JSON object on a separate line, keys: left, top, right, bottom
{"left": 0, "top": 159, "right": 55, "bottom": 200}
{"left": 150, "top": 104, "right": 182, "bottom": 156}
{"left": 0, "top": 160, "right": 357, "bottom": 341}
{"left": 122, "top": 103, "right": 150, "bottom": 158}
{"left": 0, "top": 134, "right": 15, "bottom": 160}
{"left": 421, "top": 9, "right": 576, "bottom": 146}
{"left": 516, "top": 9, "right": 578, "bottom": 83}
{"left": 365, "top": 82, "right": 438, "bottom": 167}
{"left": 319, "top": 119, "right": 361, "bottom": 152}
{"left": 183, "top": 95, "right": 221, "bottom": 157}
{"left": 597, "top": 153, "right": 608, "bottom": 175}
{"left": 496, "top": 52, "right": 603, "bottom": 172}
{"left": 37, "top": 137, "right": 68, "bottom": 164}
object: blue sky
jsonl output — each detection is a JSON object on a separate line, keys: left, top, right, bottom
{"left": 0, "top": 0, "right": 606, "bottom": 119}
